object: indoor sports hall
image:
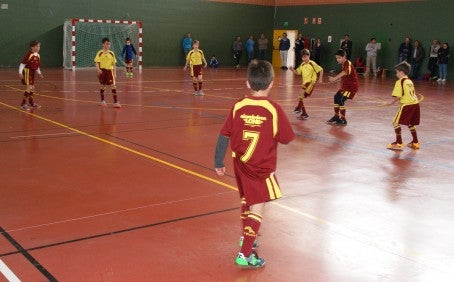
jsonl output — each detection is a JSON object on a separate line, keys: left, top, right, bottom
{"left": 1, "top": 0, "right": 454, "bottom": 281}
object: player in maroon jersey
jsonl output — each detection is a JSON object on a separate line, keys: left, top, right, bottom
{"left": 327, "top": 49, "right": 359, "bottom": 126}
{"left": 19, "top": 40, "right": 44, "bottom": 111}
{"left": 214, "top": 60, "right": 295, "bottom": 268}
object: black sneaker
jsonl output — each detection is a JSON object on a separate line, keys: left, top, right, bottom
{"left": 292, "top": 107, "right": 302, "bottom": 114}
{"left": 335, "top": 119, "right": 347, "bottom": 126}
{"left": 297, "top": 113, "right": 309, "bottom": 120}
{"left": 326, "top": 115, "right": 340, "bottom": 124}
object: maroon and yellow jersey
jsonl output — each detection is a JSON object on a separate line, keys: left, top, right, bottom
{"left": 21, "top": 51, "right": 41, "bottom": 71}
{"left": 220, "top": 96, "right": 295, "bottom": 179}
{"left": 340, "top": 60, "right": 359, "bottom": 93}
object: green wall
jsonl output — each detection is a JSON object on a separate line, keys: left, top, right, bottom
{"left": 274, "top": 0, "right": 454, "bottom": 75}
{"left": 0, "top": 0, "right": 273, "bottom": 68}
{"left": 1, "top": 0, "right": 452, "bottom": 78}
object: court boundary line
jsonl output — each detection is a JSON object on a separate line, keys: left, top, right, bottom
{"left": 0, "top": 226, "right": 57, "bottom": 282}
{"left": 0, "top": 259, "right": 21, "bottom": 282}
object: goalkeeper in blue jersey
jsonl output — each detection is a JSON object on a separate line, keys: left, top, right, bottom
{"left": 121, "top": 37, "right": 137, "bottom": 77}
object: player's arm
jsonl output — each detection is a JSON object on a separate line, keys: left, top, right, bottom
{"left": 214, "top": 134, "right": 229, "bottom": 176}
{"left": 317, "top": 68, "right": 324, "bottom": 83}
{"left": 36, "top": 67, "right": 44, "bottom": 79}
{"left": 18, "top": 63, "right": 25, "bottom": 79}
{"left": 329, "top": 70, "right": 347, "bottom": 82}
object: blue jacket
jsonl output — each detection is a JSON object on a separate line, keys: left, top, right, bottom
{"left": 121, "top": 44, "right": 137, "bottom": 60}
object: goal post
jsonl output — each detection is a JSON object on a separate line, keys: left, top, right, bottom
{"left": 63, "top": 18, "right": 143, "bottom": 70}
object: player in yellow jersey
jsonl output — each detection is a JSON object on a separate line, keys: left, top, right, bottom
{"left": 289, "top": 49, "right": 323, "bottom": 120}
{"left": 386, "top": 61, "right": 420, "bottom": 150}
{"left": 94, "top": 38, "right": 121, "bottom": 108}
{"left": 184, "top": 40, "right": 207, "bottom": 96}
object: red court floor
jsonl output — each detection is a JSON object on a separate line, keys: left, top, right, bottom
{"left": 0, "top": 67, "right": 453, "bottom": 281}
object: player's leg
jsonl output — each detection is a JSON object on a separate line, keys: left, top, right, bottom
{"left": 337, "top": 93, "right": 349, "bottom": 125}
{"left": 387, "top": 122, "right": 403, "bottom": 150}
{"left": 407, "top": 125, "right": 420, "bottom": 149}
{"left": 197, "top": 74, "right": 203, "bottom": 95}
{"left": 327, "top": 91, "right": 342, "bottom": 124}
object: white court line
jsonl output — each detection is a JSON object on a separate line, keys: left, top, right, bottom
{"left": 0, "top": 259, "right": 21, "bottom": 282}
{"left": 10, "top": 132, "right": 78, "bottom": 140}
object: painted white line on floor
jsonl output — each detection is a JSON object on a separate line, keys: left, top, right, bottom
{"left": 0, "top": 259, "right": 21, "bottom": 282}
{"left": 10, "top": 132, "right": 78, "bottom": 139}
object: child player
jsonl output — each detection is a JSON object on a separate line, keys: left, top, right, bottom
{"left": 183, "top": 40, "right": 207, "bottom": 96}
{"left": 327, "top": 49, "right": 359, "bottom": 126}
{"left": 19, "top": 40, "right": 44, "bottom": 111}
{"left": 386, "top": 61, "right": 420, "bottom": 150}
{"left": 289, "top": 49, "right": 323, "bottom": 120}
{"left": 94, "top": 37, "right": 121, "bottom": 108}
{"left": 120, "top": 37, "right": 137, "bottom": 77}
{"left": 214, "top": 60, "right": 295, "bottom": 268}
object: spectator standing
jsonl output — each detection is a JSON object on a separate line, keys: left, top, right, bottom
{"left": 364, "top": 38, "right": 379, "bottom": 77}
{"left": 258, "top": 33, "right": 268, "bottom": 60}
{"left": 312, "top": 38, "right": 323, "bottom": 66}
{"left": 437, "top": 42, "right": 450, "bottom": 83}
{"left": 182, "top": 32, "right": 193, "bottom": 59}
{"left": 294, "top": 33, "right": 305, "bottom": 67}
{"left": 428, "top": 39, "right": 441, "bottom": 80}
{"left": 398, "top": 37, "right": 412, "bottom": 63}
{"left": 340, "top": 34, "right": 353, "bottom": 60}
{"left": 233, "top": 36, "right": 243, "bottom": 68}
{"left": 246, "top": 35, "right": 255, "bottom": 63}
{"left": 278, "top": 32, "right": 290, "bottom": 69}
{"left": 411, "top": 40, "right": 424, "bottom": 79}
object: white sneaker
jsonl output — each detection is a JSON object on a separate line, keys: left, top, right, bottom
{"left": 197, "top": 90, "right": 204, "bottom": 96}
{"left": 100, "top": 100, "right": 107, "bottom": 107}
{"left": 113, "top": 102, "right": 122, "bottom": 108}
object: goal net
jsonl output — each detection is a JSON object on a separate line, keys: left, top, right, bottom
{"left": 63, "top": 19, "right": 142, "bottom": 70}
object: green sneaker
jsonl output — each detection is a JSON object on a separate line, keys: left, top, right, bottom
{"left": 239, "top": 236, "right": 259, "bottom": 249}
{"left": 235, "top": 252, "right": 265, "bottom": 268}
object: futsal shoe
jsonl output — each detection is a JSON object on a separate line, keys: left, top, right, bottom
{"left": 20, "top": 104, "right": 30, "bottom": 111}
{"left": 235, "top": 252, "right": 265, "bottom": 269}
{"left": 296, "top": 113, "right": 309, "bottom": 120}
{"left": 113, "top": 102, "right": 122, "bottom": 108}
{"left": 239, "top": 236, "right": 260, "bottom": 249}
{"left": 30, "top": 103, "right": 41, "bottom": 109}
{"left": 335, "top": 118, "right": 347, "bottom": 126}
{"left": 407, "top": 142, "right": 420, "bottom": 149}
{"left": 326, "top": 115, "right": 340, "bottom": 124}
{"left": 100, "top": 100, "right": 107, "bottom": 107}
{"left": 387, "top": 142, "right": 404, "bottom": 150}
{"left": 195, "top": 90, "right": 204, "bottom": 96}
{"left": 292, "top": 107, "right": 302, "bottom": 114}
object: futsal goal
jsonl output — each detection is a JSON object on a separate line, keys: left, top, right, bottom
{"left": 63, "top": 18, "right": 142, "bottom": 70}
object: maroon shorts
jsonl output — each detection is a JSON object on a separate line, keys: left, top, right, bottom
{"left": 341, "top": 89, "right": 356, "bottom": 99}
{"left": 394, "top": 103, "right": 420, "bottom": 126}
{"left": 125, "top": 59, "right": 133, "bottom": 64}
{"left": 98, "top": 69, "right": 115, "bottom": 85}
{"left": 21, "top": 68, "right": 35, "bottom": 85}
{"left": 191, "top": 64, "right": 202, "bottom": 77}
{"left": 233, "top": 158, "right": 282, "bottom": 206}
{"left": 302, "top": 82, "right": 315, "bottom": 97}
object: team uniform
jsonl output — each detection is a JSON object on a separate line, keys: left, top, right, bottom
{"left": 94, "top": 49, "right": 116, "bottom": 85}
{"left": 220, "top": 96, "right": 295, "bottom": 206}
{"left": 186, "top": 49, "right": 205, "bottom": 77}
{"left": 20, "top": 51, "right": 41, "bottom": 86}
{"left": 327, "top": 59, "right": 359, "bottom": 125}
{"left": 94, "top": 48, "right": 121, "bottom": 107}
{"left": 292, "top": 60, "right": 323, "bottom": 119}
{"left": 121, "top": 43, "right": 137, "bottom": 77}
{"left": 387, "top": 76, "right": 420, "bottom": 150}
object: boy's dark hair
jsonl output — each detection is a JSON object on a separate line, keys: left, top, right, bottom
{"left": 395, "top": 61, "right": 411, "bottom": 75}
{"left": 301, "top": 49, "right": 310, "bottom": 57}
{"left": 102, "top": 37, "right": 110, "bottom": 43}
{"left": 125, "top": 37, "right": 131, "bottom": 41}
{"left": 247, "top": 60, "right": 274, "bottom": 91}
{"left": 335, "top": 49, "right": 346, "bottom": 57}
{"left": 29, "top": 40, "right": 40, "bottom": 47}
